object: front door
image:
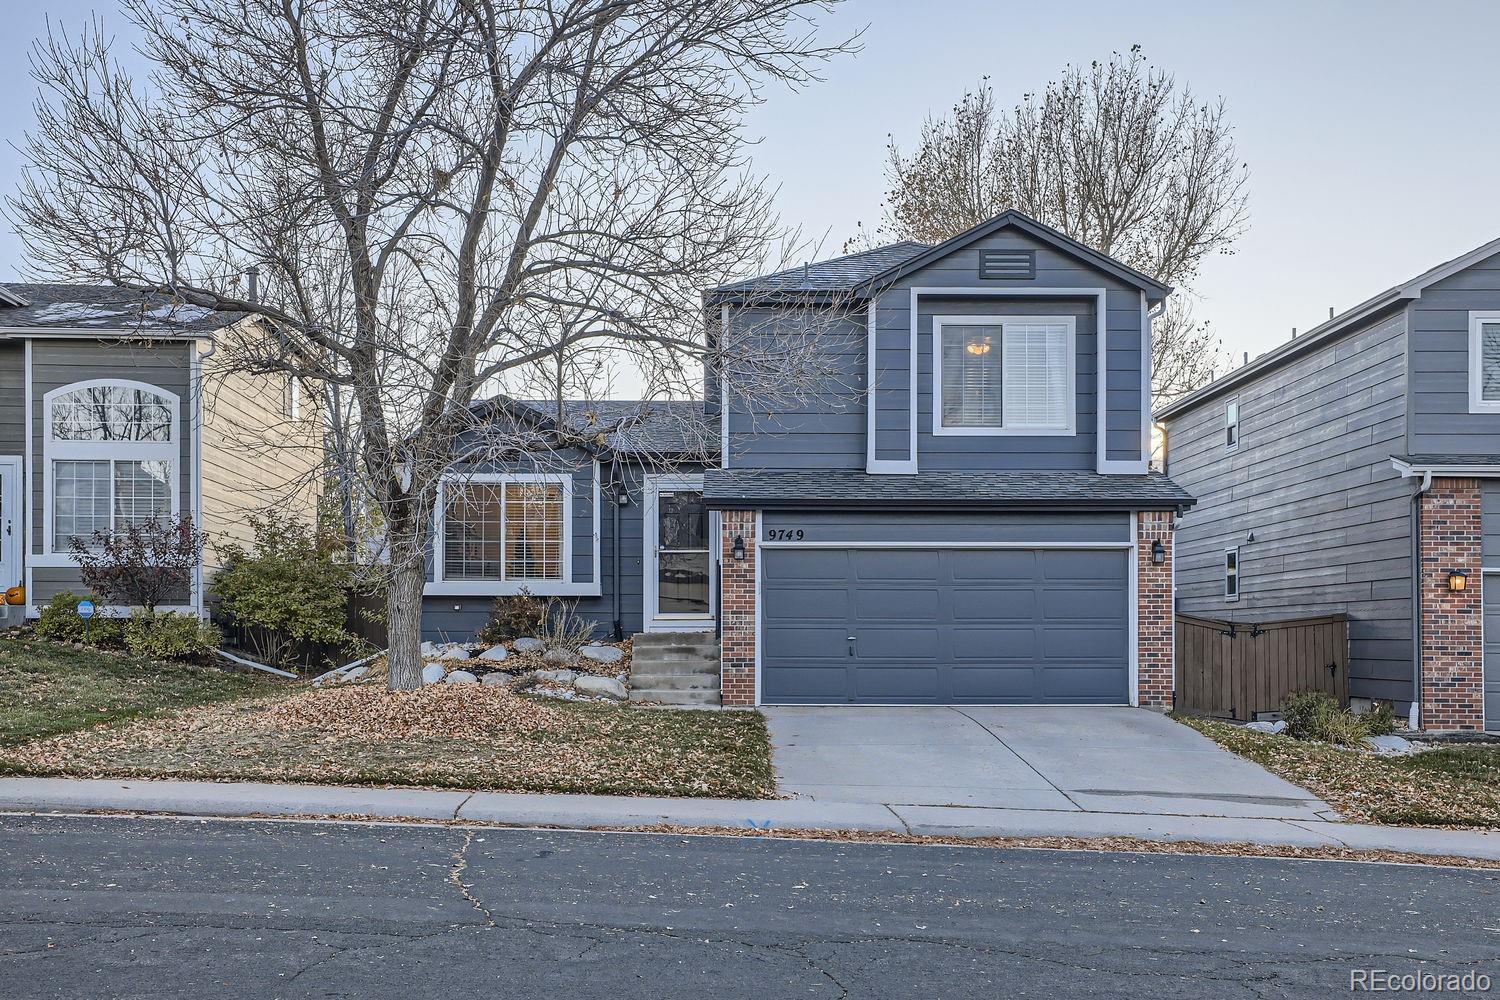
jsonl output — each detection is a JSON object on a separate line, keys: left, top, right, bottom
{"left": 644, "top": 475, "right": 715, "bottom": 631}
{"left": 0, "top": 457, "right": 21, "bottom": 596}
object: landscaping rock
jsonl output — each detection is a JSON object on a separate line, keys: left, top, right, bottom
{"left": 580, "top": 644, "right": 625, "bottom": 665}
{"left": 575, "top": 675, "right": 628, "bottom": 701}
{"left": 1364, "top": 734, "right": 1417, "bottom": 755}
{"left": 444, "top": 670, "right": 478, "bottom": 685}
{"left": 535, "top": 668, "right": 577, "bottom": 684}
{"left": 339, "top": 665, "right": 369, "bottom": 683}
{"left": 421, "top": 663, "right": 447, "bottom": 685}
{"left": 541, "top": 648, "right": 580, "bottom": 667}
{"left": 513, "top": 637, "right": 545, "bottom": 653}
{"left": 1245, "top": 720, "right": 1288, "bottom": 735}
{"left": 420, "top": 641, "right": 440, "bottom": 656}
{"left": 435, "top": 644, "right": 472, "bottom": 661}
{"left": 480, "top": 671, "right": 515, "bottom": 687}
{"left": 476, "top": 645, "right": 509, "bottom": 662}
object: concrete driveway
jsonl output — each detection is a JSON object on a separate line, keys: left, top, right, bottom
{"left": 763, "top": 706, "right": 1336, "bottom": 822}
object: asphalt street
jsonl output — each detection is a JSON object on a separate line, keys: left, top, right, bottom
{"left": 0, "top": 813, "right": 1496, "bottom": 999}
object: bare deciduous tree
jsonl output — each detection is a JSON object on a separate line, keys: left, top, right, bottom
{"left": 869, "top": 46, "right": 1246, "bottom": 401}
{"left": 10, "top": 0, "right": 858, "bottom": 688}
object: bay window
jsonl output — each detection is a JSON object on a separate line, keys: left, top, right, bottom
{"left": 933, "top": 315, "right": 1076, "bottom": 434}
{"left": 44, "top": 381, "right": 178, "bottom": 552}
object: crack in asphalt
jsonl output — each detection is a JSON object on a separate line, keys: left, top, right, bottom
{"left": 449, "top": 829, "right": 497, "bottom": 927}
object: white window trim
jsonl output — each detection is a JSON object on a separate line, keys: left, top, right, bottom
{"left": 931, "top": 314, "right": 1077, "bottom": 437}
{"left": 1468, "top": 311, "right": 1500, "bottom": 413}
{"left": 642, "top": 473, "right": 717, "bottom": 632}
{"left": 1225, "top": 395, "right": 1240, "bottom": 451}
{"left": 428, "top": 472, "right": 594, "bottom": 596}
{"left": 1224, "top": 546, "right": 1240, "bottom": 602}
{"left": 36, "top": 378, "right": 181, "bottom": 567}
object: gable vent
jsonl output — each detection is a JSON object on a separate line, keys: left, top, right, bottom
{"left": 979, "top": 249, "right": 1035, "bottom": 280}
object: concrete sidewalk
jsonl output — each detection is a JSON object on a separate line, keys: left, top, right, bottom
{"left": 1, "top": 776, "right": 1496, "bottom": 861}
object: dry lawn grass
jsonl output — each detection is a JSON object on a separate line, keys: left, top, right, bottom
{"left": 1177, "top": 716, "right": 1500, "bottom": 829}
{"left": 0, "top": 684, "right": 776, "bottom": 799}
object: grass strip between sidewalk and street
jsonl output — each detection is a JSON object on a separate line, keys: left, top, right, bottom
{"left": 1176, "top": 715, "right": 1500, "bottom": 830}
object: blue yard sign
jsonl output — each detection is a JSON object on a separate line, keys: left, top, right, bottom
{"left": 76, "top": 600, "right": 95, "bottom": 620}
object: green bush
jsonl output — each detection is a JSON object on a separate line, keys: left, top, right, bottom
{"left": 1280, "top": 690, "right": 1380, "bottom": 746}
{"left": 34, "top": 592, "right": 124, "bottom": 647}
{"left": 123, "top": 610, "right": 222, "bottom": 662}
{"left": 1364, "top": 701, "right": 1399, "bottom": 737}
{"left": 210, "top": 513, "right": 366, "bottom": 666}
{"left": 476, "top": 589, "right": 547, "bottom": 646}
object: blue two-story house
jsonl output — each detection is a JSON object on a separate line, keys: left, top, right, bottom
{"left": 421, "top": 210, "right": 1194, "bottom": 708}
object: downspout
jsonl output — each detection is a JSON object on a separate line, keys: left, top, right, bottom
{"left": 1409, "top": 468, "right": 1433, "bottom": 730}
{"left": 610, "top": 462, "right": 625, "bottom": 641}
{"left": 194, "top": 330, "right": 217, "bottom": 620}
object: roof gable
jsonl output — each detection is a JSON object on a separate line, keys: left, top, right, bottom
{"left": 857, "top": 210, "right": 1172, "bottom": 298}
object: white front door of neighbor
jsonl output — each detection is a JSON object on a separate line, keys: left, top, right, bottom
{"left": 0, "top": 457, "right": 20, "bottom": 594}
{"left": 643, "top": 474, "right": 716, "bottom": 632}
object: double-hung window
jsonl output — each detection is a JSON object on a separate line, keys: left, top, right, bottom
{"left": 933, "top": 315, "right": 1076, "bottom": 434}
{"left": 439, "top": 475, "right": 568, "bottom": 584}
{"left": 1225, "top": 547, "right": 1240, "bottom": 601}
{"left": 1225, "top": 397, "right": 1240, "bottom": 450}
{"left": 1468, "top": 311, "right": 1500, "bottom": 413}
{"left": 44, "top": 380, "right": 178, "bottom": 552}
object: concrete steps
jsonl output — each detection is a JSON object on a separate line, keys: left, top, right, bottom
{"left": 629, "top": 631, "right": 720, "bottom": 706}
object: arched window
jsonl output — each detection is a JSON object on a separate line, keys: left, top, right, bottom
{"left": 44, "top": 380, "right": 179, "bottom": 552}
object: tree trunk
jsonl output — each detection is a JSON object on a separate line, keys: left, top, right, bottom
{"left": 385, "top": 550, "right": 427, "bottom": 690}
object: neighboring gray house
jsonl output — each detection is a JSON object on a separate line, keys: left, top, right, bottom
{"left": 0, "top": 283, "right": 320, "bottom": 626}
{"left": 1157, "top": 236, "right": 1500, "bottom": 733}
{"left": 426, "top": 210, "right": 1193, "bottom": 709}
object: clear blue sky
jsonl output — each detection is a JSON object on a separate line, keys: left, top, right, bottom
{"left": 3, "top": 0, "right": 1499, "bottom": 366}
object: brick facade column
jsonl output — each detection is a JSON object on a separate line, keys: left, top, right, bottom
{"left": 719, "top": 510, "right": 758, "bottom": 707}
{"left": 1419, "top": 478, "right": 1485, "bottom": 731}
{"left": 1136, "top": 510, "right": 1175, "bottom": 711}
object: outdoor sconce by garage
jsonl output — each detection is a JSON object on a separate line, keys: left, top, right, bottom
{"left": 1447, "top": 569, "right": 1468, "bottom": 593}
{"left": 1150, "top": 540, "right": 1167, "bottom": 565}
{"left": 732, "top": 535, "right": 747, "bottom": 561}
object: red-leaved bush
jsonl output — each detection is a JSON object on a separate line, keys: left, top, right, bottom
{"left": 69, "top": 515, "right": 206, "bottom": 612}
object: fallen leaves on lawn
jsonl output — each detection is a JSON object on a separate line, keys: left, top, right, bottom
{"left": 0, "top": 684, "right": 776, "bottom": 799}
{"left": 264, "top": 685, "right": 566, "bottom": 741}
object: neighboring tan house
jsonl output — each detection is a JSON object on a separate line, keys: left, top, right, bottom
{"left": 423, "top": 209, "right": 1194, "bottom": 708}
{"left": 1157, "top": 236, "right": 1500, "bottom": 733}
{"left": 0, "top": 283, "right": 321, "bottom": 625}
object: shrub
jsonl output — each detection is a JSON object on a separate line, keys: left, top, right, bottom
{"left": 210, "top": 512, "right": 367, "bottom": 667}
{"left": 539, "top": 598, "right": 599, "bottom": 651}
{"left": 70, "top": 515, "right": 206, "bottom": 612}
{"left": 1364, "top": 701, "right": 1399, "bottom": 737}
{"left": 1280, "top": 690, "right": 1377, "bottom": 746}
{"left": 34, "top": 592, "right": 124, "bottom": 647}
{"left": 475, "top": 589, "right": 547, "bottom": 646}
{"left": 123, "top": 610, "right": 222, "bottom": 661}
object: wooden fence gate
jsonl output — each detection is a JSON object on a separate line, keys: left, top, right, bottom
{"left": 1174, "top": 613, "right": 1349, "bottom": 720}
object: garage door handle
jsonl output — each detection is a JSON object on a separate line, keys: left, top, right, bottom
{"left": 847, "top": 636, "right": 856, "bottom": 656}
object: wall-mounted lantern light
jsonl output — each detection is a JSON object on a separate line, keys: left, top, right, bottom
{"left": 1447, "top": 569, "right": 1468, "bottom": 593}
{"left": 1151, "top": 540, "right": 1167, "bottom": 565}
{"left": 732, "top": 535, "right": 747, "bottom": 561}
{"left": 611, "top": 484, "right": 631, "bottom": 506}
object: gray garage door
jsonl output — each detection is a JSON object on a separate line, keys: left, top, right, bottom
{"left": 1483, "top": 574, "right": 1500, "bottom": 732}
{"left": 760, "top": 547, "right": 1130, "bottom": 705}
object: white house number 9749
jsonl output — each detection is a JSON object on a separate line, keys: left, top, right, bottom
{"left": 764, "top": 529, "right": 804, "bottom": 541}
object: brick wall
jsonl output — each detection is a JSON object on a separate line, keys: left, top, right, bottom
{"left": 1137, "top": 510, "right": 1175, "bottom": 710}
{"left": 719, "top": 510, "right": 757, "bottom": 707}
{"left": 1419, "top": 478, "right": 1485, "bottom": 731}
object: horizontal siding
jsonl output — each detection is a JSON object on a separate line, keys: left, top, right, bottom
{"left": 1165, "top": 312, "right": 1414, "bottom": 707}
{"left": 0, "top": 344, "right": 22, "bottom": 454}
{"left": 1407, "top": 250, "right": 1500, "bottom": 455}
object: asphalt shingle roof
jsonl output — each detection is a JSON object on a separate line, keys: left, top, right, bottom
{"left": 510, "top": 399, "right": 717, "bottom": 458}
{"left": 0, "top": 283, "right": 244, "bottom": 334}
{"left": 703, "top": 468, "right": 1194, "bottom": 509}
{"left": 712, "top": 241, "right": 931, "bottom": 296}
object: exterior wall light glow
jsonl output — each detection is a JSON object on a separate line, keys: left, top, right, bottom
{"left": 1151, "top": 540, "right": 1166, "bottom": 565}
{"left": 732, "top": 535, "right": 747, "bottom": 561}
{"left": 1447, "top": 569, "right": 1468, "bottom": 592}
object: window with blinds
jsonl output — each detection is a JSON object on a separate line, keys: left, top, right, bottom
{"left": 935, "top": 316, "right": 1074, "bottom": 433}
{"left": 442, "top": 478, "right": 565, "bottom": 582}
{"left": 1481, "top": 322, "right": 1500, "bottom": 403}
